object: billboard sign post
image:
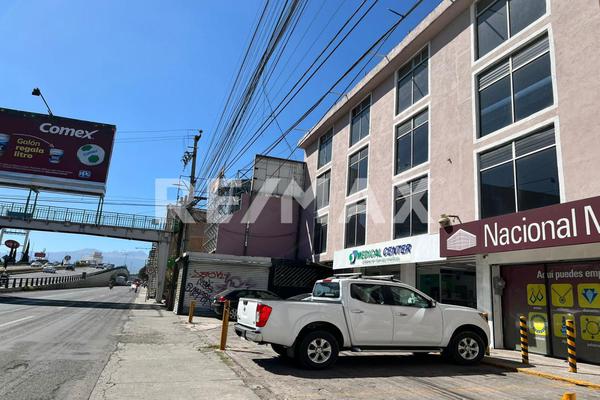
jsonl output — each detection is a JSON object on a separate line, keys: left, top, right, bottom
{"left": 0, "top": 108, "right": 116, "bottom": 195}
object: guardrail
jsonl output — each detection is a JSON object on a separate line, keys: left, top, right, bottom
{"left": 0, "top": 273, "right": 84, "bottom": 289}
{"left": 0, "top": 201, "right": 174, "bottom": 232}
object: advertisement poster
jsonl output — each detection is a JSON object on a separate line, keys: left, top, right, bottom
{"left": 501, "top": 262, "right": 600, "bottom": 364}
{"left": 0, "top": 108, "right": 116, "bottom": 195}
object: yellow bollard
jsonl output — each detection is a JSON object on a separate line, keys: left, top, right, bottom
{"left": 566, "top": 319, "right": 577, "bottom": 373}
{"left": 220, "top": 300, "right": 230, "bottom": 351}
{"left": 561, "top": 393, "right": 576, "bottom": 400}
{"left": 519, "top": 315, "right": 529, "bottom": 364}
{"left": 188, "top": 300, "right": 196, "bottom": 324}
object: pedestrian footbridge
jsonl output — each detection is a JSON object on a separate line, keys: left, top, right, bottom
{"left": 0, "top": 201, "right": 174, "bottom": 242}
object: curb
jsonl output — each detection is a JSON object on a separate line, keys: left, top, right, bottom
{"left": 483, "top": 357, "right": 600, "bottom": 390}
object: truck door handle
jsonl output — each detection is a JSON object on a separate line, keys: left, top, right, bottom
{"left": 351, "top": 309, "right": 364, "bottom": 314}
{"left": 394, "top": 312, "right": 408, "bottom": 317}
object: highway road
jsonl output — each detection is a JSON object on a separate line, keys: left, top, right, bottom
{"left": 0, "top": 287, "right": 138, "bottom": 400}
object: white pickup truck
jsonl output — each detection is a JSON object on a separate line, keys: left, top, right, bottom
{"left": 235, "top": 276, "right": 490, "bottom": 369}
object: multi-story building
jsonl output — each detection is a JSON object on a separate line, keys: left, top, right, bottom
{"left": 299, "top": 0, "right": 600, "bottom": 364}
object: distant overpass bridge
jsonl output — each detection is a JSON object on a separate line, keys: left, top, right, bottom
{"left": 0, "top": 201, "right": 175, "bottom": 301}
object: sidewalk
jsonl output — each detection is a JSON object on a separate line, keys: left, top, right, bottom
{"left": 88, "top": 289, "right": 260, "bottom": 400}
{"left": 484, "top": 348, "right": 600, "bottom": 389}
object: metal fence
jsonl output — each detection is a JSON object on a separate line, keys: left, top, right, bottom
{"left": 0, "top": 201, "right": 174, "bottom": 232}
{"left": 0, "top": 273, "right": 83, "bottom": 289}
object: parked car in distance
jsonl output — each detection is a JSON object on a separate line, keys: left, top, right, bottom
{"left": 212, "top": 289, "right": 280, "bottom": 320}
{"left": 286, "top": 293, "right": 312, "bottom": 301}
{"left": 30, "top": 261, "right": 43, "bottom": 267}
{"left": 42, "top": 265, "right": 57, "bottom": 274}
{"left": 64, "top": 264, "right": 75, "bottom": 271}
{"left": 235, "top": 276, "right": 490, "bottom": 370}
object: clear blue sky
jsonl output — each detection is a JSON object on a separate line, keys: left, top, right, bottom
{"left": 0, "top": 0, "right": 440, "bottom": 255}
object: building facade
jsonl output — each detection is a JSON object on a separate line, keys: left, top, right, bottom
{"left": 299, "top": 0, "right": 600, "bottom": 364}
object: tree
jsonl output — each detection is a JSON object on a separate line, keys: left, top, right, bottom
{"left": 138, "top": 266, "right": 149, "bottom": 281}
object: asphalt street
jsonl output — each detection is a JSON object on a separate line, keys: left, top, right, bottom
{"left": 0, "top": 287, "right": 138, "bottom": 400}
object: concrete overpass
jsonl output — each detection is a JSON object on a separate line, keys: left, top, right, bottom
{"left": 0, "top": 201, "right": 174, "bottom": 301}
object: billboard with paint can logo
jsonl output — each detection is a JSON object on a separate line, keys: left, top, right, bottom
{"left": 0, "top": 108, "right": 115, "bottom": 195}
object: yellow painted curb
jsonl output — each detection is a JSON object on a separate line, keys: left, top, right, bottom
{"left": 483, "top": 358, "right": 600, "bottom": 390}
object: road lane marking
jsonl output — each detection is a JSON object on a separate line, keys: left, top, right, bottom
{"left": 0, "top": 316, "right": 34, "bottom": 328}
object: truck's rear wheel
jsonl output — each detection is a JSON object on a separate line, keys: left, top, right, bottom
{"left": 296, "top": 330, "right": 339, "bottom": 369}
{"left": 447, "top": 331, "right": 485, "bottom": 365}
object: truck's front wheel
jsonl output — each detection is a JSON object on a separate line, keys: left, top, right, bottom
{"left": 446, "top": 331, "right": 485, "bottom": 365}
{"left": 296, "top": 330, "right": 339, "bottom": 369}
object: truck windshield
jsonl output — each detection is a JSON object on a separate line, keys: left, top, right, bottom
{"left": 312, "top": 282, "right": 340, "bottom": 298}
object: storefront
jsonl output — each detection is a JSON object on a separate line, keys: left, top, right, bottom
{"left": 440, "top": 195, "right": 600, "bottom": 365}
{"left": 333, "top": 234, "right": 478, "bottom": 308}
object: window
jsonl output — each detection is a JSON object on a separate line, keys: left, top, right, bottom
{"left": 477, "top": 34, "right": 553, "bottom": 137}
{"left": 345, "top": 200, "right": 366, "bottom": 248}
{"left": 347, "top": 147, "right": 368, "bottom": 195}
{"left": 394, "top": 176, "right": 428, "bottom": 239}
{"left": 314, "top": 215, "right": 328, "bottom": 254}
{"left": 388, "top": 286, "right": 431, "bottom": 308}
{"left": 350, "top": 284, "right": 386, "bottom": 305}
{"left": 350, "top": 97, "right": 370, "bottom": 145}
{"left": 315, "top": 170, "right": 330, "bottom": 209}
{"left": 396, "top": 47, "right": 429, "bottom": 114}
{"left": 476, "top": 0, "right": 546, "bottom": 59}
{"left": 318, "top": 129, "right": 333, "bottom": 168}
{"left": 479, "top": 125, "right": 559, "bottom": 218}
{"left": 395, "top": 109, "right": 428, "bottom": 174}
{"left": 313, "top": 282, "right": 340, "bottom": 298}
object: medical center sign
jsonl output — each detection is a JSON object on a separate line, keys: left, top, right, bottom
{"left": 0, "top": 108, "right": 115, "bottom": 195}
{"left": 440, "top": 195, "right": 600, "bottom": 257}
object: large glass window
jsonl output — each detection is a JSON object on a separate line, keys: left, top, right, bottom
{"left": 345, "top": 200, "right": 366, "bottom": 248}
{"left": 315, "top": 170, "right": 330, "bottom": 210}
{"left": 479, "top": 125, "right": 559, "bottom": 218}
{"left": 394, "top": 176, "right": 428, "bottom": 239}
{"left": 347, "top": 147, "right": 368, "bottom": 195}
{"left": 318, "top": 129, "right": 333, "bottom": 168}
{"left": 476, "top": 0, "right": 546, "bottom": 59}
{"left": 395, "top": 109, "right": 428, "bottom": 174}
{"left": 478, "top": 34, "right": 553, "bottom": 137}
{"left": 396, "top": 47, "right": 429, "bottom": 114}
{"left": 350, "top": 97, "right": 370, "bottom": 146}
{"left": 314, "top": 215, "right": 328, "bottom": 254}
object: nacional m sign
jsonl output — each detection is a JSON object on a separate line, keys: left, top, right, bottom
{"left": 0, "top": 108, "right": 115, "bottom": 195}
{"left": 440, "top": 195, "right": 600, "bottom": 257}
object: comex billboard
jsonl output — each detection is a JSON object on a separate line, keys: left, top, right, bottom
{"left": 0, "top": 108, "right": 115, "bottom": 195}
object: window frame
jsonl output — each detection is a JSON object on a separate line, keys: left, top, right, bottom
{"left": 478, "top": 124, "right": 560, "bottom": 218}
{"left": 344, "top": 199, "right": 367, "bottom": 249}
{"left": 476, "top": 32, "right": 553, "bottom": 138}
{"left": 349, "top": 95, "right": 372, "bottom": 147}
{"left": 394, "top": 108, "right": 429, "bottom": 175}
{"left": 313, "top": 214, "right": 328, "bottom": 255}
{"left": 395, "top": 45, "right": 430, "bottom": 116}
{"left": 393, "top": 175, "right": 429, "bottom": 239}
{"left": 474, "top": 0, "right": 548, "bottom": 60}
{"left": 317, "top": 128, "right": 333, "bottom": 169}
{"left": 347, "top": 146, "right": 369, "bottom": 196}
{"left": 315, "top": 170, "right": 331, "bottom": 210}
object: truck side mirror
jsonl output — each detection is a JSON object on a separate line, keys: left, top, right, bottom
{"left": 429, "top": 300, "right": 437, "bottom": 308}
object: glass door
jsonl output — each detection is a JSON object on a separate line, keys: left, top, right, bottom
{"left": 417, "top": 265, "right": 476, "bottom": 308}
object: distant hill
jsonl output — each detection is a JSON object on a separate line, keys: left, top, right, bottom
{"left": 40, "top": 249, "right": 148, "bottom": 272}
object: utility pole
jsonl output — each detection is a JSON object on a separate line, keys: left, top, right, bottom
{"left": 189, "top": 131, "right": 202, "bottom": 200}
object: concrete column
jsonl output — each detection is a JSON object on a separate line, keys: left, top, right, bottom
{"left": 401, "top": 263, "right": 416, "bottom": 286}
{"left": 154, "top": 241, "right": 169, "bottom": 303}
{"left": 475, "top": 255, "right": 495, "bottom": 347}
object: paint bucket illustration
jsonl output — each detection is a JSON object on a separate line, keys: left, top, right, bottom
{"left": 49, "top": 148, "right": 64, "bottom": 164}
{"left": 0, "top": 133, "right": 10, "bottom": 157}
